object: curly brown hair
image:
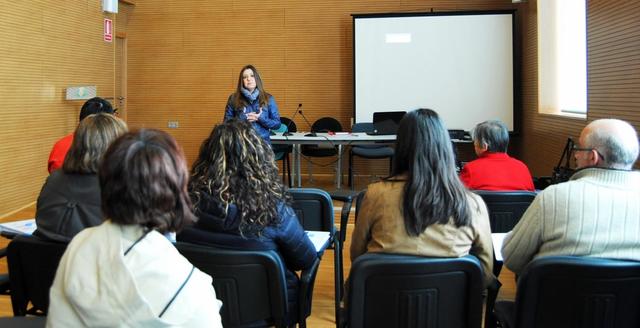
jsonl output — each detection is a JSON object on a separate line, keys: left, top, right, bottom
{"left": 189, "top": 119, "right": 289, "bottom": 236}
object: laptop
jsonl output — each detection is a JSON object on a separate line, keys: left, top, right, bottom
{"left": 367, "top": 111, "right": 406, "bottom": 135}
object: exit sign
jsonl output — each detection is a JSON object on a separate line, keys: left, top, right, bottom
{"left": 104, "top": 18, "right": 113, "bottom": 42}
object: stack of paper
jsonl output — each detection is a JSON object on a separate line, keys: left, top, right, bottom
{"left": 306, "top": 230, "right": 331, "bottom": 252}
{"left": 0, "top": 218, "right": 37, "bottom": 236}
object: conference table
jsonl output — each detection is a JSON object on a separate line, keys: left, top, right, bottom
{"left": 271, "top": 132, "right": 396, "bottom": 189}
{"left": 272, "top": 132, "right": 473, "bottom": 189}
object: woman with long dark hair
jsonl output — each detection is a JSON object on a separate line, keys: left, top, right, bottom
{"left": 224, "top": 64, "right": 281, "bottom": 144}
{"left": 186, "top": 119, "right": 317, "bottom": 324}
{"left": 350, "top": 108, "right": 494, "bottom": 286}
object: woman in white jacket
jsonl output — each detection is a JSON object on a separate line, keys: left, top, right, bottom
{"left": 47, "top": 129, "right": 223, "bottom": 328}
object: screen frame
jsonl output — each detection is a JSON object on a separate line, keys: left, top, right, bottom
{"left": 351, "top": 10, "right": 521, "bottom": 134}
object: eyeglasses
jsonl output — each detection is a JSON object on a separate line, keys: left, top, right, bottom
{"left": 571, "top": 145, "right": 606, "bottom": 161}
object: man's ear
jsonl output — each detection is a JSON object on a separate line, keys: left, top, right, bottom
{"left": 591, "top": 149, "right": 604, "bottom": 166}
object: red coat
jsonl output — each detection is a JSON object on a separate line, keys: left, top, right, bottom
{"left": 460, "top": 152, "right": 535, "bottom": 191}
{"left": 48, "top": 133, "right": 73, "bottom": 173}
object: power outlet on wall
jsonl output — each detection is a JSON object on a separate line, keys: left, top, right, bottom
{"left": 167, "top": 121, "right": 179, "bottom": 129}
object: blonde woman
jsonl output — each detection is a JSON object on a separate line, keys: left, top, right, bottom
{"left": 34, "top": 113, "right": 127, "bottom": 242}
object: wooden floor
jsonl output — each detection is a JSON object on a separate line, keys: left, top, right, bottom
{"left": 0, "top": 176, "right": 517, "bottom": 326}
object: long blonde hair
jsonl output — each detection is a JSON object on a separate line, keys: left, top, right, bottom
{"left": 63, "top": 113, "right": 128, "bottom": 174}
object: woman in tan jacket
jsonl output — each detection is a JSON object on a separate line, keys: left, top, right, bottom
{"left": 350, "top": 108, "right": 495, "bottom": 287}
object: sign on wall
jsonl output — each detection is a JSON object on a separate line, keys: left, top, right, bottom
{"left": 104, "top": 18, "right": 113, "bottom": 42}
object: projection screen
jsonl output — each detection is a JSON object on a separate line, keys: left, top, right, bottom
{"left": 353, "top": 11, "right": 516, "bottom": 132}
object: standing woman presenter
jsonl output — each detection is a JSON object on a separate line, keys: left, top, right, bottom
{"left": 224, "top": 64, "right": 281, "bottom": 144}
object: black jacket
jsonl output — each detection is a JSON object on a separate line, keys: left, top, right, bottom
{"left": 34, "top": 170, "right": 103, "bottom": 242}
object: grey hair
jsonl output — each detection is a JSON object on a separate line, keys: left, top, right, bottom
{"left": 584, "top": 119, "right": 639, "bottom": 169}
{"left": 472, "top": 120, "right": 509, "bottom": 153}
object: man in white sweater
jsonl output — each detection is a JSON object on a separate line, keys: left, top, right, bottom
{"left": 502, "top": 119, "right": 640, "bottom": 275}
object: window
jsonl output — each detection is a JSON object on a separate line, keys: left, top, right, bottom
{"left": 537, "top": 0, "right": 587, "bottom": 117}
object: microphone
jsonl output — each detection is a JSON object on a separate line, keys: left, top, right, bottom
{"left": 297, "top": 106, "right": 316, "bottom": 137}
{"left": 282, "top": 104, "right": 302, "bottom": 136}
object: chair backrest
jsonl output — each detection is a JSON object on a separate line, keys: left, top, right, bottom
{"left": 311, "top": 117, "right": 342, "bottom": 133}
{"left": 513, "top": 256, "right": 640, "bottom": 328}
{"left": 175, "top": 242, "right": 290, "bottom": 328}
{"left": 347, "top": 253, "right": 484, "bottom": 328}
{"left": 351, "top": 122, "right": 374, "bottom": 133}
{"left": 473, "top": 190, "right": 537, "bottom": 233}
{"left": 7, "top": 235, "right": 68, "bottom": 316}
{"left": 289, "top": 188, "right": 335, "bottom": 233}
{"left": 280, "top": 117, "right": 297, "bottom": 133}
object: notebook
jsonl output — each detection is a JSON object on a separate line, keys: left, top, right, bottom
{"left": 367, "top": 111, "right": 406, "bottom": 135}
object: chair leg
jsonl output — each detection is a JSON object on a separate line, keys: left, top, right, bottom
{"left": 307, "top": 158, "right": 314, "bottom": 184}
{"left": 348, "top": 152, "right": 354, "bottom": 189}
{"left": 284, "top": 154, "right": 292, "bottom": 188}
{"left": 333, "top": 236, "right": 342, "bottom": 328}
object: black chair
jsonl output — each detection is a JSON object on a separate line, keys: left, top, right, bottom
{"left": 176, "top": 242, "right": 320, "bottom": 328}
{"left": 473, "top": 190, "right": 536, "bottom": 328}
{"left": 0, "top": 247, "right": 10, "bottom": 295}
{"left": 345, "top": 253, "right": 484, "bottom": 328}
{"left": 326, "top": 189, "right": 359, "bottom": 315}
{"left": 288, "top": 188, "right": 342, "bottom": 327}
{"left": 473, "top": 190, "right": 537, "bottom": 276}
{"left": 473, "top": 190, "right": 537, "bottom": 234}
{"left": 348, "top": 123, "right": 394, "bottom": 189}
{"left": 300, "top": 117, "right": 343, "bottom": 185}
{"left": 7, "top": 235, "right": 68, "bottom": 316}
{"left": 494, "top": 256, "right": 640, "bottom": 328}
{"left": 0, "top": 316, "right": 46, "bottom": 328}
{"left": 273, "top": 117, "right": 296, "bottom": 187}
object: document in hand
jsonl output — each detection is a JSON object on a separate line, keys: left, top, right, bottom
{"left": 306, "top": 230, "right": 331, "bottom": 252}
{"left": 0, "top": 218, "right": 36, "bottom": 236}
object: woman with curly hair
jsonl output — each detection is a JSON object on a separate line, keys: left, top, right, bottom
{"left": 184, "top": 119, "right": 317, "bottom": 324}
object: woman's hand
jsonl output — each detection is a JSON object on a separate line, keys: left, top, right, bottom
{"left": 246, "top": 108, "right": 263, "bottom": 122}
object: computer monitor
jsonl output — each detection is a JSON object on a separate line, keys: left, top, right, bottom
{"left": 371, "top": 111, "right": 406, "bottom": 135}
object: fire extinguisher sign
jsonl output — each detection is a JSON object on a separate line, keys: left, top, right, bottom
{"left": 104, "top": 18, "right": 113, "bottom": 42}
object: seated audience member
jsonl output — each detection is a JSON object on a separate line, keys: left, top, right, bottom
{"left": 460, "top": 120, "right": 535, "bottom": 191}
{"left": 34, "top": 113, "right": 127, "bottom": 242}
{"left": 48, "top": 97, "right": 115, "bottom": 173}
{"left": 502, "top": 119, "right": 640, "bottom": 275}
{"left": 185, "top": 119, "right": 317, "bottom": 323}
{"left": 351, "top": 108, "right": 495, "bottom": 287}
{"left": 47, "top": 129, "right": 223, "bottom": 327}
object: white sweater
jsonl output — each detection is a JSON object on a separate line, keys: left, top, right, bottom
{"left": 502, "top": 168, "right": 640, "bottom": 275}
{"left": 47, "top": 221, "right": 223, "bottom": 327}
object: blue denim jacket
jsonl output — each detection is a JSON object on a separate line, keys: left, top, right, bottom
{"left": 224, "top": 93, "right": 281, "bottom": 144}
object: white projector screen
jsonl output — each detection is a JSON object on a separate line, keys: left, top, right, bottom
{"left": 353, "top": 11, "right": 516, "bottom": 132}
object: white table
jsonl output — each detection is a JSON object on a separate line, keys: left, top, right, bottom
{"left": 271, "top": 132, "right": 396, "bottom": 189}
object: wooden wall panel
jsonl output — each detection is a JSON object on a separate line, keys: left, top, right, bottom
{"left": 125, "top": 0, "right": 516, "bottom": 178}
{"left": 517, "top": 0, "right": 640, "bottom": 176}
{"left": 4, "top": 0, "right": 639, "bottom": 215}
{"left": 0, "top": 1, "right": 115, "bottom": 217}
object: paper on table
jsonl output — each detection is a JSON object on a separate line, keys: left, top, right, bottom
{"left": 492, "top": 232, "right": 508, "bottom": 262}
{"left": 0, "top": 218, "right": 36, "bottom": 236}
{"left": 306, "top": 230, "right": 331, "bottom": 252}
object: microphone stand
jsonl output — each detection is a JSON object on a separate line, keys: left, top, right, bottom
{"left": 283, "top": 104, "right": 302, "bottom": 136}
{"left": 552, "top": 137, "right": 575, "bottom": 184}
{"left": 297, "top": 107, "right": 316, "bottom": 137}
